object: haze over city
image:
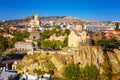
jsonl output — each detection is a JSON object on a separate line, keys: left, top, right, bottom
{"left": 0, "top": 0, "right": 120, "bottom": 21}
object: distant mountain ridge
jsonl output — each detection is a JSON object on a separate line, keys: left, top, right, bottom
{"left": 5, "top": 16, "right": 96, "bottom": 26}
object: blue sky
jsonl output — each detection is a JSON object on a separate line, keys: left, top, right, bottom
{"left": 0, "top": 0, "right": 120, "bottom": 21}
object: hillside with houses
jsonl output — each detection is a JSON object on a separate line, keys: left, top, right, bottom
{"left": 0, "top": 13, "right": 120, "bottom": 79}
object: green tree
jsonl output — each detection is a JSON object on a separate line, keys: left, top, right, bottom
{"left": 41, "top": 40, "right": 49, "bottom": 50}
{"left": 48, "top": 70, "right": 54, "bottom": 75}
{"left": 40, "top": 30, "right": 53, "bottom": 38}
{"left": 33, "top": 69, "right": 43, "bottom": 76}
{"left": 12, "top": 31, "right": 30, "bottom": 39}
{"left": 3, "top": 37, "right": 9, "bottom": 50}
{"left": 35, "top": 40, "right": 41, "bottom": 49}
{"left": 96, "top": 38, "right": 119, "bottom": 80}
{"left": 0, "top": 34, "right": 14, "bottom": 57}
{"left": 62, "top": 37, "right": 68, "bottom": 48}
{"left": 41, "top": 40, "right": 54, "bottom": 50}
{"left": 0, "top": 49, "right": 3, "bottom": 57}
{"left": 63, "top": 63, "right": 81, "bottom": 80}
{"left": 55, "top": 40, "right": 62, "bottom": 50}
{"left": 11, "top": 36, "right": 24, "bottom": 45}
{"left": 7, "top": 39, "right": 14, "bottom": 48}
{"left": 22, "top": 31, "right": 30, "bottom": 38}
{"left": 41, "top": 40, "right": 62, "bottom": 50}
{"left": 115, "top": 22, "right": 119, "bottom": 30}
{"left": 65, "top": 29, "right": 70, "bottom": 36}
{"left": 12, "top": 32, "right": 26, "bottom": 43}
{"left": 0, "top": 34, "right": 8, "bottom": 56}
{"left": 83, "top": 63, "right": 100, "bottom": 80}
{"left": 0, "top": 34, "right": 5, "bottom": 51}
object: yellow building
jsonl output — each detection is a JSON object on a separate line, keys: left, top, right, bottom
{"left": 68, "top": 25, "right": 88, "bottom": 48}
{"left": 75, "top": 24, "right": 83, "bottom": 31}
{"left": 29, "top": 13, "right": 40, "bottom": 28}
{"left": 46, "top": 34, "right": 66, "bottom": 42}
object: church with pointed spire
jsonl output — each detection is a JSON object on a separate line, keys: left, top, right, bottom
{"left": 29, "top": 13, "right": 40, "bottom": 28}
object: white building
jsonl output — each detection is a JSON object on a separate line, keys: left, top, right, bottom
{"left": 84, "top": 25, "right": 114, "bottom": 32}
{"left": 21, "top": 74, "right": 51, "bottom": 80}
{"left": 39, "top": 74, "right": 51, "bottom": 80}
{"left": 29, "top": 14, "right": 40, "bottom": 28}
{"left": 0, "top": 70, "right": 19, "bottom": 80}
{"left": 15, "top": 42, "right": 38, "bottom": 51}
{"left": 49, "top": 21, "right": 54, "bottom": 26}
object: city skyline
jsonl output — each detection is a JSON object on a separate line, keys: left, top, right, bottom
{"left": 0, "top": 0, "right": 120, "bottom": 21}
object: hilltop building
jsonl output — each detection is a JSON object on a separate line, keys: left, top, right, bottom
{"left": 29, "top": 13, "right": 40, "bottom": 28}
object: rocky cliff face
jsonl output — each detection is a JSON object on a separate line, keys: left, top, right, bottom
{"left": 73, "top": 46, "right": 120, "bottom": 74}
{"left": 16, "top": 46, "right": 120, "bottom": 76}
